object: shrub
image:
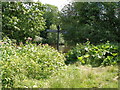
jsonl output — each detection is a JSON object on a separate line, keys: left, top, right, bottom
{"left": 65, "top": 41, "right": 119, "bottom": 66}
{"left": 0, "top": 40, "right": 66, "bottom": 88}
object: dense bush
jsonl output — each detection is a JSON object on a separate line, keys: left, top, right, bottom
{"left": 0, "top": 40, "right": 66, "bottom": 88}
{"left": 2, "top": 2, "right": 46, "bottom": 43}
{"left": 65, "top": 41, "right": 119, "bottom": 66}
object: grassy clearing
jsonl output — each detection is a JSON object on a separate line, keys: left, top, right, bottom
{"left": 13, "top": 65, "right": 118, "bottom": 88}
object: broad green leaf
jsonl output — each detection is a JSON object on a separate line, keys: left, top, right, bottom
{"left": 112, "top": 53, "right": 118, "bottom": 56}
{"left": 78, "top": 56, "right": 83, "bottom": 60}
{"left": 84, "top": 54, "right": 90, "bottom": 58}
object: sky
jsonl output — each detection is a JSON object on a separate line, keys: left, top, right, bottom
{"left": 34, "top": 0, "right": 71, "bottom": 11}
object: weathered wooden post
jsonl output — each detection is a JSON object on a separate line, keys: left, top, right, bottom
{"left": 46, "top": 26, "right": 66, "bottom": 51}
{"left": 57, "top": 25, "right": 60, "bottom": 51}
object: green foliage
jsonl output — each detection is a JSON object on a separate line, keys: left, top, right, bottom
{"left": 65, "top": 41, "right": 119, "bottom": 66}
{"left": 43, "top": 4, "right": 60, "bottom": 29}
{"left": 44, "top": 65, "right": 118, "bottom": 88}
{"left": 40, "top": 4, "right": 60, "bottom": 40}
{"left": 47, "top": 33, "right": 64, "bottom": 45}
{"left": 0, "top": 39, "right": 66, "bottom": 88}
{"left": 2, "top": 2, "right": 46, "bottom": 42}
{"left": 40, "top": 24, "right": 65, "bottom": 45}
{"left": 60, "top": 2, "right": 120, "bottom": 45}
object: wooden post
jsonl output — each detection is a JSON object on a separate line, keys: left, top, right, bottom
{"left": 57, "top": 25, "right": 60, "bottom": 51}
{"left": 46, "top": 27, "right": 66, "bottom": 51}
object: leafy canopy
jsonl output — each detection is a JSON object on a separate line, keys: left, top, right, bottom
{"left": 60, "top": 2, "right": 120, "bottom": 45}
{"left": 2, "top": 2, "right": 46, "bottom": 42}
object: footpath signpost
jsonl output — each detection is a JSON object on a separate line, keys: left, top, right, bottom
{"left": 57, "top": 25, "right": 60, "bottom": 51}
{"left": 46, "top": 25, "right": 66, "bottom": 51}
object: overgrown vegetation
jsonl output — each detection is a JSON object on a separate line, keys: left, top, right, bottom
{"left": 0, "top": 39, "right": 66, "bottom": 88}
{"left": 65, "top": 41, "right": 119, "bottom": 67}
{"left": 0, "top": 38, "right": 119, "bottom": 88}
{"left": 1, "top": 64, "right": 118, "bottom": 88}
{"left": 1, "top": 1, "right": 119, "bottom": 88}
{"left": 45, "top": 65, "right": 118, "bottom": 88}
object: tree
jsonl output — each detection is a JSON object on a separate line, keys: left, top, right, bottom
{"left": 40, "top": 4, "right": 59, "bottom": 41}
{"left": 2, "top": 2, "right": 46, "bottom": 43}
{"left": 43, "top": 4, "right": 59, "bottom": 29}
{"left": 60, "top": 2, "right": 120, "bottom": 45}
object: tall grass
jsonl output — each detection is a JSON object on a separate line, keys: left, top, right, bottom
{"left": 44, "top": 65, "right": 118, "bottom": 88}
{"left": 12, "top": 65, "right": 118, "bottom": 88}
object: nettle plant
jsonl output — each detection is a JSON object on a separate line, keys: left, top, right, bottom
{"left": 65, "top": 41, "right": 119, "bottom": 67}
{"left": 0, "top": 39, "right": 66, "bottom": 88}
